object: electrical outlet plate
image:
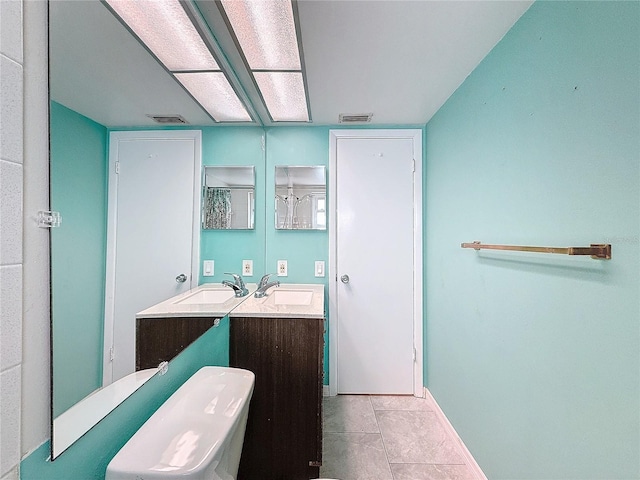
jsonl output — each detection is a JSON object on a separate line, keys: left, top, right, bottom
{"left": 242, "top": 259, "right": 253, "bottom": 276}
{"left": 314, "top": 261, "right": 325, "bottom": 277}
{"left": 203, "top": 260, "right": 214, "bottom": 277}
{"left": 277, "top": 260, "right": 288, "bottom": 277}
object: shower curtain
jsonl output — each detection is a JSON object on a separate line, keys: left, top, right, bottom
{"left": 204, "top": 187, "right": 232, "bottom": 229}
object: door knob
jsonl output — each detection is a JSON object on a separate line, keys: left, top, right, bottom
{"left": 340, "top": 274, "right": 350, "bottom": 284}
{"left": 175, "top": 274, "right": 187, "bottom": 283}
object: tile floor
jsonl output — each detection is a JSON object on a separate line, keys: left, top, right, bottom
{"left": 319, "top": 395, "right": 477, "bottom": 480}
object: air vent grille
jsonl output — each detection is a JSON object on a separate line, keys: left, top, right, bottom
{"left": 146, "top": 114, "right": 188, "bottom": 124}
{"left": 339, "top": 113, "right": 373, "bottom": 123}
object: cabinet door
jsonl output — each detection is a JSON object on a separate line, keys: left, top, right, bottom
{"left": 231, "top": 317, "right": 323, "bottom": 480}
{"left": 136, "top": 317, "right": 217, "bottom": 370}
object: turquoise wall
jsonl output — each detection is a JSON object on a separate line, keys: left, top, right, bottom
{"left": 21, "top": 316, "right": 230, "bottom": 479}
{"left": 197, "top": 126, "right": 331, "bottom": 380}
{"left": 264, "top": 127, "right": 330, "bottom": 282}
{"left": 198, "top": 127, "right": 330, "bottom": 284}
{"left": 50, "top": 101, "right": 108, "bottom": 416}
{"left": 199, "top": 127, "right": 267, "bottom": 284}
{"left": 265, "top": 127, "right": 331, "bottom": 381}
{"left": 424, "top": 2, "right": 639, "bottom": 479}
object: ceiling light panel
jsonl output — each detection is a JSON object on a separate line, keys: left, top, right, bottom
{"left": 175, "top": 72, "right": 251, "bottom": 122}
{"left": 254, "top": 72, "right": 309, "bottom": 122}
{"left": 106, "top": 0, "right": 220, "bottom": 71}
{"left": 220, "top": 0, "right": 301, "bottom": 70}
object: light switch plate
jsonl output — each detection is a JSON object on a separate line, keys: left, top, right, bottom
{"left": 242, "top": 259, "right": 253, "bottom": 276}
{"left": 277, "top": 260, "right": 288, "bottom": 277}
{"left": 314, "top": 261, "right": 325, "bottom": 277}
{"left": 203, "top": 260, "right": 214, "bottom": 277}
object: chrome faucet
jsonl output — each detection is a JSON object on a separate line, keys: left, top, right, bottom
{"left": 222, "top": 273, "right": 249, "bottom": 297}
{"left": 254, "top": 273, "right": 280, "bottom": 298}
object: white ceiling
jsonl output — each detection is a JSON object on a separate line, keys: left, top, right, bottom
{"left": 50, "top": 0, "right": 532, "bottom": 128}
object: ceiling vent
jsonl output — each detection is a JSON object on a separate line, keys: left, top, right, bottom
{"left": 146, "top": 114, "right": 188, "bottom": 124}
{"left": 339, "top": 113, "right": 373, "bottom": 123}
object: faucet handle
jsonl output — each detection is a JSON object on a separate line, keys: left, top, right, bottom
{"left": 224, "top": 272, "right": 240, "bottom": 281}
{"left": 223, "top": 273, "right": 248, "bottom": 297}
{"left": 224, "top": 272, "right": 243, "bottom": 286}
{"left": 258, "top": 273, "right": 273, "bottom": 287}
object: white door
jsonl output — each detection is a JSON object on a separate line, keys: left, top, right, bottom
{"left": 104, "top": 131, "right": 201, "bottom": 384}
{"left": 331, "top": 131, "right": 422, "bottom": 395}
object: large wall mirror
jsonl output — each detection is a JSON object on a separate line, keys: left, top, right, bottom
{"left": 203, "top": 166, "right": 255, "bottom": 230}
{"left": 275, "top": 166, "right": 327, "bottom": 230}
{"left": 50, "top": 0, "right": 321, "bottom": 459}
{"left": 48, "top": 1, "right": 263, "bottom": 459}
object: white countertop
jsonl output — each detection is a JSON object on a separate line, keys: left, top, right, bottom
{"left": 230, "top": 283, "right": 325, "bottom": 319}
{"left": 136, "top": 283, "right": 258, "bottom": 318}
{"left": 136, "top": 283, "right": 325, "bottom": 319}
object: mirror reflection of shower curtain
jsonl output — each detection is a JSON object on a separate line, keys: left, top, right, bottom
{"left": 204, "top": 187, "right": 232, "bottom": 229}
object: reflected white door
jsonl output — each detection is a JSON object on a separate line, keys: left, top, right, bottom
{"left": 104, "top": 131, "right": 200, "bottom": 384}
{"left": 335, "top": 135, "right": 416, "bottom": 394}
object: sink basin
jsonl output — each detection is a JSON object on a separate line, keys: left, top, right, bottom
{"left": 229, "top": 283, "right": 323, "bottom": 318}
{"left": 175, "top": 288, "right": 235, "bottom": 305}
{"left": 272, "top": 289, "right": 314, "bottom": 306}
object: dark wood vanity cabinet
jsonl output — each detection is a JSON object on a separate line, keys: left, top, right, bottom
{"left": 230, "top": 316, "right": 324, "bottom": 480}
{"left": 136, "top": 316, "right": 218, "bottom": 370}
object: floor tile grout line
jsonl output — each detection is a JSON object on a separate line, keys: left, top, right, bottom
{"left": 371, "top": 395, "right": 396, "bottom": 479}
{"left": 389, "top": 462, "right": 466, "bottom": 467}
{"left": 388, "top": 462, "right": 470, "bottom": 466}
{"left": 322, "top": 432, "right": 380, "bottom": 435}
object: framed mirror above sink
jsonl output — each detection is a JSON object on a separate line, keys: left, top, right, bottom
{"left": 203, "top": 166, "right": 256, "bottom": 230}
{"left": 275, "top": 166, "right": 326, "bottom": 230}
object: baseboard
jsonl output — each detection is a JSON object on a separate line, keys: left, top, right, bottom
{"left": 323, "top": 385, "right": 330, "bottom": 396}
{"left": 423, "top": 387, "right": 487, "bottom": 480}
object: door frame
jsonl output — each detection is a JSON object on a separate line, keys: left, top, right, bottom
{"left": 328, "top": 129, "right": 423, "bottom": 397}
{"left": 102, "top": 130, "right": 202, "bottom": 385}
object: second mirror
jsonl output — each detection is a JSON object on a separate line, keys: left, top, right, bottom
{"left": 275, "top": 166, "right": 326, "bottom": 230}
{"left": 203, "top": 166, "right": 255, "bottom": 230}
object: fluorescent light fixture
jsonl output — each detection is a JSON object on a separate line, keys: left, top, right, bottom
{"left": 220, "top": 0, "right": 301, "bottom": 70}
{"left": 254, "top": 72, "right": 308, "bottom": 122}
{"left": 220, "top": 0, "right": 310, "bottom": 122}
{"left": 105, "top": 0, "right": 219, "bottom": 71}
{"left": 105, "top": 0, "right": 252, "bottom": 123}
{"left": 175, "top": 73, "right": 251, "bottom": 122}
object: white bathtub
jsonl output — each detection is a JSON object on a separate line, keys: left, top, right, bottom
{"left": 53, "top": 369, "right": 157, "bottom": 457}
